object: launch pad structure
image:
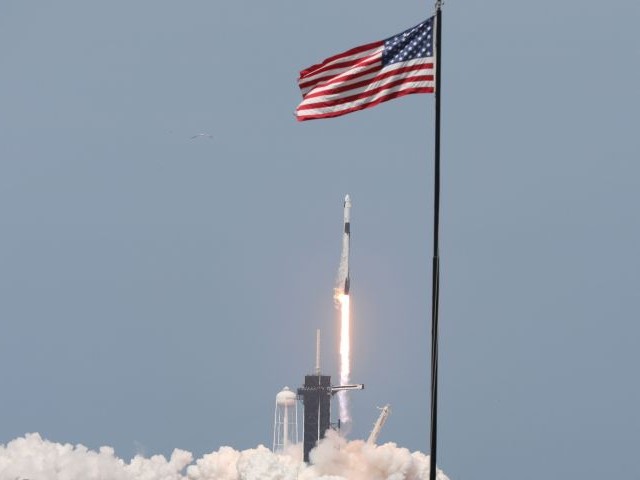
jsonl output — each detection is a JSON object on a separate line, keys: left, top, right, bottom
{"left": 297, "top": 330, "right": 363, "bottom": 463}
{"left": 297, "top": 374, "right": 331, "bottom": 462}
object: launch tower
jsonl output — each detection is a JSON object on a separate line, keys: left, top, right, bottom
{"left": 297, "top": 330, "right": 363, "bottom": 463}
{"left": 297, "top": 373, "right": 332, "bottom": 462}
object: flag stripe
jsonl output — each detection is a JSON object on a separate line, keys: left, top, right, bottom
{"left": 299, "top": 47, "right": 384, "bottom": 91}
{"left": 299, "top": 41, "right": 383, "bottom": 79}
{"left": 298, "top": 74, "right": 434, "bottom": 111}
{"left": 305, "top": 60, "right": 434, "bottom": 97}
{"left": 297, "top": 85, "right": 434, "bottom": 121}
{"left": 300, "top": 60, "right": 381, "bottom": 96}
{"left": 298, "top": 58, "right": 434, "bottom": 109}
{"left": 303, "top": 63, "right": 433, "bottom": 100}
{"left": 299, "top": 44, "right": 383, "bottom": 83}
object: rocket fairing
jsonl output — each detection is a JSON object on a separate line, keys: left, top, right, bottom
{"left": 343, "top": 194, "right": 351, "bottom": 295}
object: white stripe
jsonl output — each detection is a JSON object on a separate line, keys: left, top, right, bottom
{"left": 301, "top": 59, "right": 382, "bottom": 96}
{"left": 299, "top": 74, "right": 433, "bottom": 111}
{"left": 297, "top": 80, "right": 434, "bottom": 118}
{"left": 299, "top": 49, "right": 382, "bottom": 94}
{"left": 300, "top": 44, "right": 382, "bottom": 81}
{"left": 299, "top": 46, "right": 384, "bottom": 90}
{"left": 299, "top": 62, "right": 434, "bottom": 109}
{"left": 304, "top": 56, "right": 434, "bottom": 98}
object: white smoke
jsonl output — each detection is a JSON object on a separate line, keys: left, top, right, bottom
{"left": 0, "top": 431, "right": 449, "bottom": 480}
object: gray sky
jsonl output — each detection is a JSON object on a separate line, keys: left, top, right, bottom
{"left": 1, "top": 1, "right": 639, "bottom": 479}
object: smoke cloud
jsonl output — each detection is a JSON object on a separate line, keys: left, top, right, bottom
{"left": 0, "top": 431, "right": 449, "bottom": 480}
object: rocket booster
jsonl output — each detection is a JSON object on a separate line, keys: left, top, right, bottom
{"left": 342, "top": 194, "right": 351, "bottom": 294}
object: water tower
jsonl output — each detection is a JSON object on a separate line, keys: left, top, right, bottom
{"left": 272, "top": 386, "right": 298, "bottom": 452}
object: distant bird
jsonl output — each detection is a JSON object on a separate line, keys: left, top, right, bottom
{"left": 190, "top": 133, "right": 214, "bottom": 140}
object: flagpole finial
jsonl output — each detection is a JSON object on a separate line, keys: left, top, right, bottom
{"left": 435, "top": 0, "right": 443, "bottom": 11}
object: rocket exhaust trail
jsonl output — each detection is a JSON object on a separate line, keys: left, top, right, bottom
{"left": 335, "top": 195, "right": 352, "bottom": 427}
{"left": 337, "top": 293, "right": 351, "bottom": 426}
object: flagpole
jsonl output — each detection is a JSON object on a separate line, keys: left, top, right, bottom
{"left": 429, "top": 3, "right": 443, "bottom": 480}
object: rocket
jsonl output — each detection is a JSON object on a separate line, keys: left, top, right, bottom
{"left": 342, "top": 194, "right": 351, "bottom": 295}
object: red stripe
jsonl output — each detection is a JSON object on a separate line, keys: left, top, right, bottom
{"left": 300, "top": 62, "right": 382, "bottom": 94}
{"left": 296, "top": 87, "right": 434, "bottom": 121}
{"left": 298, "top": 75, "right": 435, "bottom": 110}
{"left": 299, "top": 41, "right": 383, "bottom": 79}
{"left": 303, "top": 64, "right": 434, "bottom": 100}
{"left": 306, "top": 61, "right": 433, "bottom": 94}
{"left": 298, "top": 53, "right": 381, "bottom": 91}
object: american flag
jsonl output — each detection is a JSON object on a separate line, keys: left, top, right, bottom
{"left": 296, "top": 17, "right": 435, "bottom": 121}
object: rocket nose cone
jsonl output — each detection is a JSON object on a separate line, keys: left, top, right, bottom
{"left": 344, "top": 194, "right": 351, "bottom": 204}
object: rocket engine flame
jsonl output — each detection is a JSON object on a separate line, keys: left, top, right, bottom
{"left": 337, "top": 293, "right": 351, "bottom": 426}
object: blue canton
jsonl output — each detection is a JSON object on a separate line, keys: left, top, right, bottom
{"left": 382, "top": 17, "right": 434, "bottom": 67}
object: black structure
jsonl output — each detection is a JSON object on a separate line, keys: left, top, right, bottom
{"left": 297, "top": 374, "right": 332, "bottom": 463}
{"left": 297, "top": 372, "right": 365, "bottom": 463}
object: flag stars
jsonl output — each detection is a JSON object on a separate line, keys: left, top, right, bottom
{"left": 382, "top": 18, "right": 434, "bottom": 66}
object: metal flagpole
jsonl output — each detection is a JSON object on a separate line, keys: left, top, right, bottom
{"left": 429, "top": 2, "right": 443, "bottom": 480}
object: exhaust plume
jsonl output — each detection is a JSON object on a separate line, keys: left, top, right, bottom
{"left": 335, "top": 292, "right": 351, "bottom": 427}
{"left": 0, "top": 432, "right": 450, "bottom": 480}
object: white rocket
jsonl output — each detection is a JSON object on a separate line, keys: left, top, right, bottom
{"left": 342, "top": 194, "right": 351, "bottom": 294}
